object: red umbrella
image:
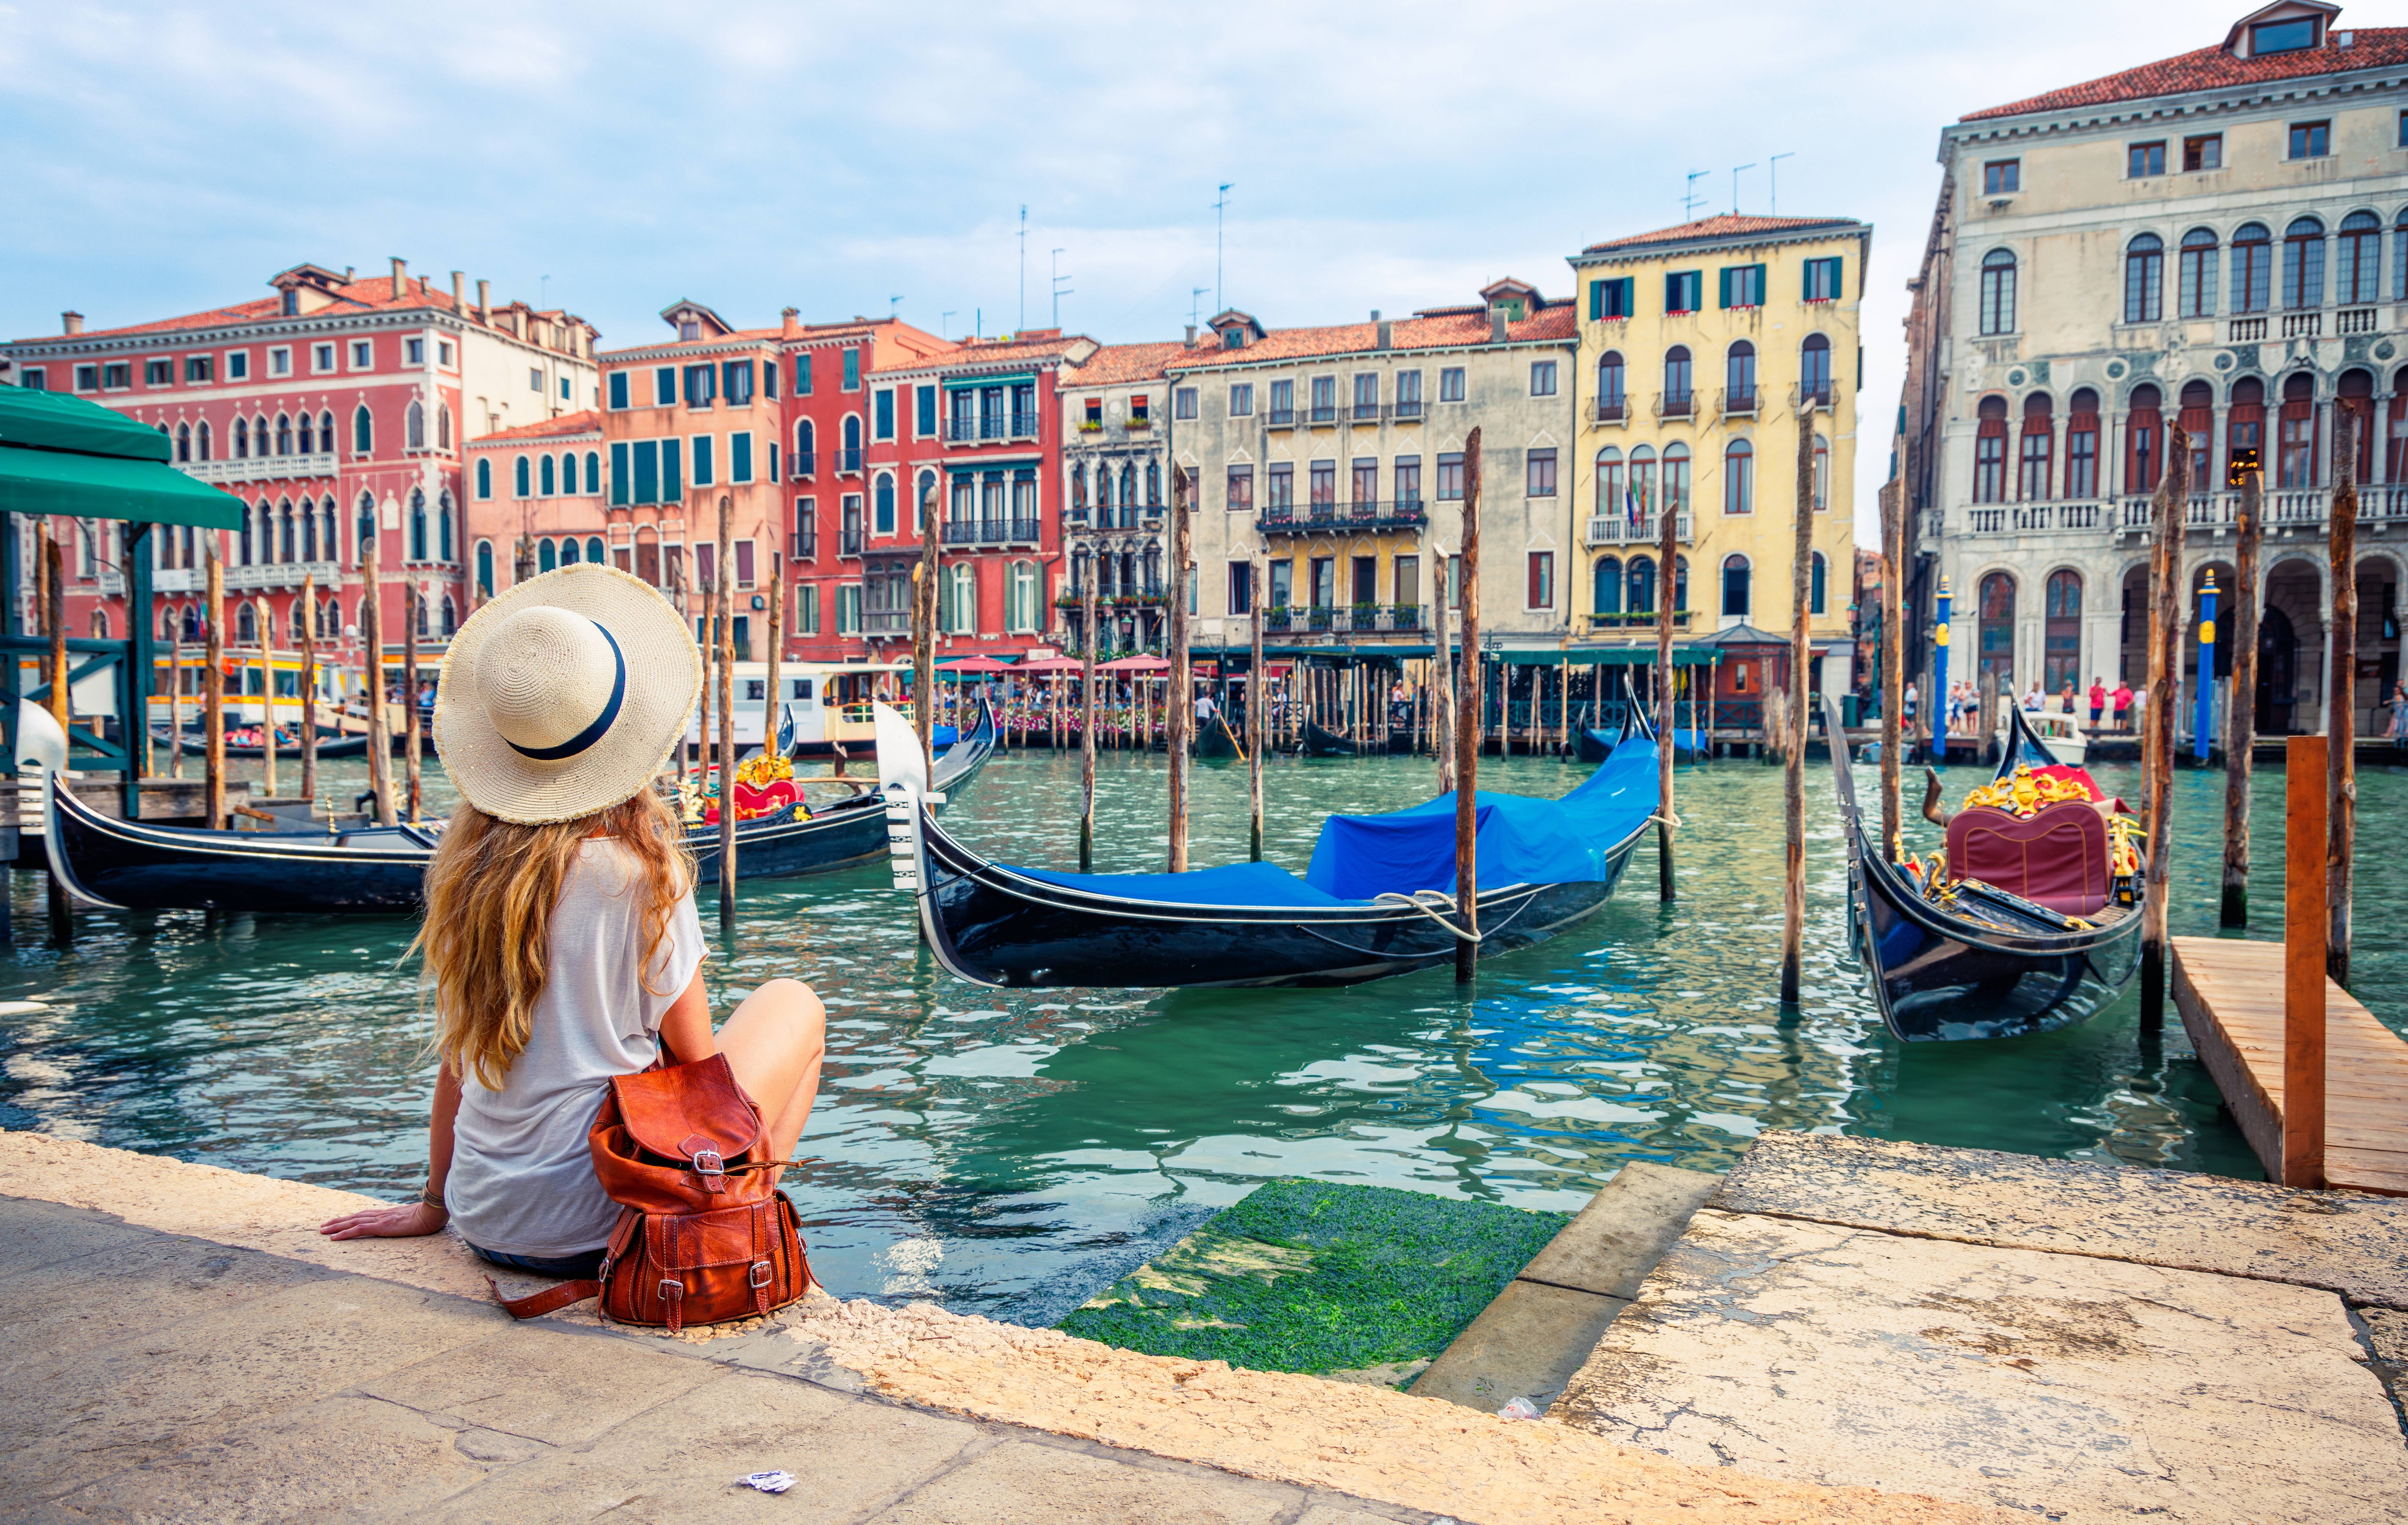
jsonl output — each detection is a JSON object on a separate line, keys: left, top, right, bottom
{"left": 938, "top": 656, "right": 1012, "bottom": 676}
{"left": 1014, "top": 657, "right": 1086, "bottom": 674}
{"left": 1097, "top": 655, "right": 1169, "bottom": 672}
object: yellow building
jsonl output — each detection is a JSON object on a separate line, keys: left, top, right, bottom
{"left": 1566, "top": 214, "right": 1868, "bottom": 693}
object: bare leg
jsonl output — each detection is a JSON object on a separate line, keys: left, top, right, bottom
{"left": 715, "top": 978, "right": 825, "bottom": 1178}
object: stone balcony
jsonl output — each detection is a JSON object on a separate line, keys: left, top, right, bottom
{"left": 178, "top": 453, "right": 339, "bottom": 485}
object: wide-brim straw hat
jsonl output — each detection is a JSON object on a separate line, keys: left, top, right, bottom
{"left": 434, "top": 565, "right": 701, "bottom": 825}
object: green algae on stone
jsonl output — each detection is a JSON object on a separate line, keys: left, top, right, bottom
{"left": 1058, "top": 1179, "right": 1568, "bottom": 1378}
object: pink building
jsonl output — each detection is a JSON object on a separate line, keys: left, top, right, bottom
{"left": 462, "top": 410, "right": 607, "bottom": 600}
{"left": 0, "top": 259, "right": 597, "bottom": 656}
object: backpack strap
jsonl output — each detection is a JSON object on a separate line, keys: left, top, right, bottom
{"left": 488, "top": 1276, "right": 600, "bottom": 1320}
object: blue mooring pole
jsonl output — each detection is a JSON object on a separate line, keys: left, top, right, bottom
{"left": 1930, "top": 575, "right": 1952, "bottom": 769}
{"left": 2194, "top": 570, "right": 2218, "bottom": 764}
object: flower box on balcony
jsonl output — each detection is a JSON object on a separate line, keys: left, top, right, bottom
{"left": 1123, "top": 417, "right": 1152, "bottom": 430}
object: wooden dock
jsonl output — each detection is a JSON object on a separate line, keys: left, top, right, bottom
{"left": 2171, "top": 935, "right": 2408, "bottom": 1196}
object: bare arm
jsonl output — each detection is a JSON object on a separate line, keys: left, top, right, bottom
{"left": 656, "top": 967, "right": 714, "bottom": 1066}
{"left": 320, "top": 1061, "right": 463, "bottom": 1240}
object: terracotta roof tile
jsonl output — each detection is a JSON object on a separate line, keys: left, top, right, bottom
{"left": 1963, "top": 31, "right": 2408, "bottom": 120}
{"left": 877, "top": 334, "right": 1098, "bottom": 378}
{"left": 1167, "top": 306, "right": 1574, "bottom": 373}
{"left": 1061, "top": 341, "right": 1192, "bottom": 387}
{"left": 18, "top": 276, "right": 484, "bottom": 344}
{"left": 467, "top": 410, "right": 601, "bottom": 445}
{"left": 1581, "top": 214, "right": 1862, "bottom": 254}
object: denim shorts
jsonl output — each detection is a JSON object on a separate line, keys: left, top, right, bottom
{"left": 468, "top": 1243, "right": 606, "bottom": 1278}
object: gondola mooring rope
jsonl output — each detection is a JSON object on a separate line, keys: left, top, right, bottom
{"left": 1372, "top": 889, "right": 1485, "bottom": 943}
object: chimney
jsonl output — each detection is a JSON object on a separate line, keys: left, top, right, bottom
{"left": 61, "top": 311, "right": 83, "bottom": 336}
{"left": 782, "top": 307, "right": 801, "bottom": 339}
{"left": 1376, "top": 319, "right": 1393, "bottom": 350}
{"left": 389, "top": 257, "right": 407, "bottom": 300}
{"left": 1184, "top": 325, "right": 1197, "bottom": 346}
{"left": 451, "top": 271, "right": 465, "bottom": 313}
{"left": 476, "top": 279, "right": 491, "bottom": 323}
{"left": 1370, "top": 310, "right": 1380, "bottom": 321}
{"left": 1490, "top": 310, "right": 1508, "bottom": 343}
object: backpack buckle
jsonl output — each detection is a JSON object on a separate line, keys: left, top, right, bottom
{"left": 658, "top": 1277, "right": 685, "bottom": 1304}
{"left": 749, "top": 1259, "right": 773, "bottom": 1289}
{"left": 689, "top": 1147, "right": 726, "bottom": 1188}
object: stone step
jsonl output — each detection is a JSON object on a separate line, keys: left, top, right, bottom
{"left": 1407, "top": 1160, "right": 1720, "bottom": 1413}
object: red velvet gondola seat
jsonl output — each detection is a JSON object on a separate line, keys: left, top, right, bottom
{"left": 1946, "top": 800, "right": 2112, "bottom": 916}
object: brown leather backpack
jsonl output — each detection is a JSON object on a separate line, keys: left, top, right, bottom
{"left": 491, "top": 1054, "right": 812, "bottom": 1331}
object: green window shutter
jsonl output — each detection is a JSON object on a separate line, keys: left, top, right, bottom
{"left": 917, "top": 385, "right": 937, "bottom": 435}
{"left": 608, "top": 372, "right": 628, "bottom": 410}
{"left": 632, "top": 441, "right": 658, "bottom": 504}
{"left": 797, "top": 354, "right": 814, "bottom": 395}
{"left": 656, "top": 368, "right": 676, "bottom": 406}
{"left": 611, "top": 443, "right": 631, "bottom": 506}
{"left": 692, "top": 434, "right": 715, "bottom": 488}
{"left": 732, "top": 432, "right": 753, "bottom": 483}
{"left": 663, "top": 437, "right": 683, "bottom": 499}
{"left": 842, "top": 348, "right": 860, "bottom": 390}
{"left": 1588, "top": 280, "right": 1603, "bottom": 320}
{"left": 1718, "top": 269, "right": 1732, "bottom": 309}
{"left": 514, "top": 456, "right": 530, "bottom": 495}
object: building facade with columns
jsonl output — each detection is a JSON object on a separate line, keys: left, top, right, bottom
{"left": 0, "top": 259, "right": 596, "bottom": 661}
{"left": 1055, "top": 338, "right": 1188, "bottom": 657}
{"left": 1902, "top": 2, "right": 2408, "bottom": 733}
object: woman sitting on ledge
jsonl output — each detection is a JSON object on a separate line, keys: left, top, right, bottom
{"left": 320, "top": 565, "right": 824, "bottom": 1277}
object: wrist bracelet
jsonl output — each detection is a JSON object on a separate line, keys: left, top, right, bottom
{"left": 419, "top": 1180, "right": 446, "bottom": 1209}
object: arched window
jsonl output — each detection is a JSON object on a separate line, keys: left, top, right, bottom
{"left": 441, "top": 595, "right": 457, "bottom": 637}
{"left": 2283, "top": 216, "right": 2326, "bottom": 310}
{"left": 2277, "top": 374, "right": 2318, "bottom": 486}
{"left": 1662, "top": 442, "right": 1691, "bottom": 514}
{"left": 2229, "top": 376, "right": 2267, "bottom": 483}
{"left": 2128, "top": 384, "right": 2163, "bottom": 494}
{"left": 1979, "top": 249, "right": 2017, "bottom": 334}
{"left": 181, "top": 605, "right": 201, "bottom": 642}
{"left": 584, "top": 451, "right": 599, "bottom": 492}
{"left": 234, "top": 417, "right": 250, "bottom": 458}
{"left": 1979, "top": 572, "right": 2016, "bottom": 690}
{"left": 2124, "top": 233, "right": 2164, "bottom": 322}
{"left": 409, "top": 488, "right": 428, "bottom": 562}
{"left": 476, "top": 540, "right": 494, "bottom": 597}
{"left": 237, "top": 603, "right": 257, "bottom": 643}
{"left": 2394, "top": 209, "right": 2408, "bottom": 302}
{"left": 1663, "top": 345, "right": 1692, "bottom": 409}
{"left": 275, "top": 413, "right": 292, "bottom": 455}
{"left": 1974, "top": 394, "right": 2008, "bottom": 502}
{"left": 196, "top": 420, "right": 211, "bottom": 461}
{"left": 1627, "top": 554, "right": 1656, "bottom": 616}
{"left": 2338, "top": 210, "right": 2383, "bottom": 305}
{"left": 300, "top": 495, "right": 317, "bottom": 561}
{"left": 1630, "top": 444, "right": 1656, "bottom": 515}
{"left": 175, "top": 422, "right": 191, "bottom": 462}
{"left": 796, "top": 418, "right": 815, "bottom": 473}
{"left": 2339, "top": 368, "right": 2376, "bottom": 482}
{"left": 2067, "top": 387, "right": 2102, "bottom": 498}
{"left": 1147, "top": 459, "right": 1162, "bottom": 507}
{"left": 539, "top": 454, "right": 556, "bottom": 496}
{"left": 405, "top": 398, "right": 426, "bottom": 450}
{"left": 278, "top": 497, "right": 295, "bottom": 563}
{"left": 842, "top": 413, "right": 861, "bottom": 465}
{"left": 916, "top": 469, "right": 938, "bottom": 531}
{"left": 1093, "top": 461, "right": 1113, "bottom": 515}
{"left": 946, "top": 561, "right": 977, "bottom": 634}
{"left": 1596, "top": 350, "right": 1626, "bottom": 418}
{"left": 323, "top": 501, "right": 339, "bottom": 563}
{"left": 1725, "top": 340, "right": 1756, "bottom": 409}
{"left": 514, "top": 456, "right": 530, "bottom": 496}
{"left": 1596, "top": 446, "right": 1626, "bottom": 523}
{"left": 1118, "top": 464, "right": 1137, "bottom": 523}
{"left": 2019, "top": 393, "right": 2054, "bottom": 500}
{"left": 354, "top": 405, "right": 373, "bottom": 455}
{"left": 1810, "top": 551, "right": 1827, "bottom": 616}
{"left": 357, "top": 492, "right": 377, "bottom": 565}
{"left": 1593, "top": 555, "right": 1623, "bottom": 619}
{"left": 538, "top": 537, "right": 558, "bottom": 573}
{"left": 2180, "top": 379, "right": 2215, "bottom": 488}
{"left": 1813, "top": 433, "right": 1829, "bottom": 512}
{"left": 438, "top": 491, "right": 453, "bottom": 562}
{"left": 297, "top": 411, "right": 314, "bottom": 454}
{"left": 437, "top": 403, "right": 452, "bottom": 450}
{"left": 289, "top": 602, "right": 307, "bottom": 642}
{"left": 2179, "top": 229, "right": 2219, "bottom": 317}
{"left": 91, "top": 610, "right": 109, "bottom": 640}
{"left": 1721, "top": 554, "right": 1750, "bottom": 619}
{"left": 868, "top": 471, "right": 892, "bottom": 535}
{"left": 319, "top": 411, "right": 335, "bottom": 454}
{"left": 1008, "top": 560, "right": 1041, "bottom": 633}
{"left": 238, "top": 501, "right": 257, "bottom": 566}
{"left": 1800, "top": 334, "right": 1832, "bottom": 404}
{"left": 416, "top": 592, "right": 431, "bottom": 639}
{"left": 561, "top": 535, "right": 580, "bottom": 565}
{"left": 560, "top": 452, "right": 577, "bottom": 495}
{"left": 1723, "top": 439, "right": 1753, "bottom": 515}
{"left": 476, "top": 458, "right": 491, "bottom": 499}
{"left": 2044, "top": 570, "right": 2082, "bottom": 691}
{"left": 588, "top": 536, "right": 606, "bottom": 565}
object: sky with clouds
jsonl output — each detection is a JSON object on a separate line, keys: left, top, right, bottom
{"left": 0, "top": 0, "right": 2263, "bottom": 534}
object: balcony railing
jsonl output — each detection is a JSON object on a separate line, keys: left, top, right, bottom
{"left": 1257, "top": 500, "right": 1429, "bottom": 535}
{"left": 942, "top": 517, "right": 1044, "bottom": 547}
{"left": 1348, "top": 402, "right": 1381, "bottom": 425}
{"left": 1594, "top": 398, "right": 1627, "bottom": 423}
{"left": 836, "top": 449, "right": 863, "bottom": 473}
{"left": 1582, "top": 512, "right": 1691, "bottom": 546}
{"left": 864, "top": 610, "right": 911, "bottom": 634}
{"left": 1719, "top": 386, "right": 1757, "bottom": 417}
{"left": 791, "top": 528, "right": 818, "bottom": 560}
{"left": 1393, "top": 400, "right": 1425, "bottom": 422}
{"left": 2282, "top": 312, "right": 2322, "bottom": 339}
{"left": 180, "top": 452, "right": 339, "bottom": 486}
{"left": 944, "top": 413, "right": 1041, "bottom": 443}
{"left": 1585, "top": 610, "right": 1693, "bottom": 631}
{"left": 1791, "top": 383, "right": 1834, "bottom": 410}
{"left": 1266, "top": 408, "right": 1297, "bottom": 429}
{"left": 1306, "top": 404, "right": 1339, "bottom": 426}
{"left": 2229, "top": 316, "right": 2268, "bottom": 342}
{"left": 840, "top": 527, "right": 865, "bottom": 556}
{"left": 226, "top": 559, "right": 344, "bottom": 590}
{"left": 1256, "top": 605, "right": 1430, "bottom": 636}
{"left": 1654, "top": 390, "right": 1694, "bottom": 420}
{"left": 2059, "top": 502, "right": 2103, "bottom": 530}
{"left": 2339, "top": 307, "right": 2380, "bottom": 335}
{"left": 2269, "top": 489, "right": 2328, "bottom": 524}
{"left": 793, "top": 451, "right": 816, "bottom": 477}
{"left": 1968, "top": 508, "right": 2005, "bottom": 534}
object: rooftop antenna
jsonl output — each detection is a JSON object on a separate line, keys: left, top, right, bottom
{"left": 1214, "top": 182, "right": 1233, "bottom": 312}
{"left": 1017, "top": 205, "right": 1028, "bottom": 333}
{"left": 1051, "top": 249, "right": 1071, "bottom": 329}
{"left": 941, "top": 311, "right": 956, "bottom": 342}
{"left": 890, "top": 295, "right": 903, "bottom": 319}
{"left": 539, "top": 274, "right": 550, "bottom": 309}
{"left": 1731, "top": 163, "right": 1756, "bottom": 215}
{"left": 1768, "top": 152, "right": 1795, "bottom": 215}
{"left": 1682, "top": 171, "right": 1708, "bottom": 221}
{"left": 1190, "top": 287, "right": 1210, "bottom": 329}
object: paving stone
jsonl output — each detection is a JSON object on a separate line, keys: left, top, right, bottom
{"left": 1291, "top": 1508, "right": 1419, "bottom": 1525}
{"left": 1717, "top": 1130, "right": 2408, "bottom": 1310}
{"left": 1515, "top": 1162, "right": 1720, "bottom": 1299}
{"left": 45, "top": 1393, "right": 496, "bottom": 1525}
{"left": 421, "top": 1369, "right": 981, "bottom": 1524}
{"left": 0, "top": 1274, "right": 500, "bottom": 1505}
{"left": 0, "top": 1195, "right": 151, "bottom": 1279}
{"left": 1408, "top": 1280, "right": 1624, "bottom": 1413}
{"left": 0, "top": 1228, "right": 333, "bottom": 1357}
{"left": 1554, "top": 1208, "right": 2408, "bottom": 1525}
{"left": 361, "top": 1323, "right": 721, "bottom": 1447}
{"left": 864, "top": 1440, "right": 1293, "bottom": 1525}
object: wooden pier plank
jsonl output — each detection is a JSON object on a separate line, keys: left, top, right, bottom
{"left": 2172, "top": 935, "right": 2408, "bottom": 1196}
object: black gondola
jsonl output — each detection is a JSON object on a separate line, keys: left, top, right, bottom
{"left": 878, "top": 696, "right": 1660, "bottom": 990}
{"left": 1576, "top": 726, "right": 1615, "bottom": 763}
{"left": 1300, "top": 718, "right": 1361, "bottom": 757}
{"left": 154, "top": 728, "right": 373, "bottom": 759}
{"left": 1828, "top": 697, "right": 2147, "bottom": 1042}
{"left": 50, "top": 697, "right": 997, "bottom": 915}
{"left": 1193, "top": 714, "right": 1242, "bottom": 760}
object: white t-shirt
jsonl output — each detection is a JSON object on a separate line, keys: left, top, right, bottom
{"left": 445, "top": 838, "right": 708, "bottom": 1257}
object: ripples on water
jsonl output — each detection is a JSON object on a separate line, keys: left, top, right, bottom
{"left": 4, "top": 742, "right": 2396, "bottom": 1323}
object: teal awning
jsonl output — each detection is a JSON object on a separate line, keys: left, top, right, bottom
{"left": 0, "top": 387, "right": 243, "bottom": 528}
{"left": 943, "top": 372, "right": 1034, "bottom": 390}
{"left": 1500, "top": 646, "right": 1716, "bottom": 666}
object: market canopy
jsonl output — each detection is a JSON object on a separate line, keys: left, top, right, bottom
{"left": 1013, "top": 657, "right": 1085, "bottom": 674}
{"left": 936, "top": 656, "right": 1012, "bottom": 676}
{"left": 0, "top": 386, "right": 243, "bottom": 528}
{"left": 1097, "top": 655, "right": 1169, "bottom": 673}
{"left": 1497, "top": 645, "right": 1717, "bottom": 666}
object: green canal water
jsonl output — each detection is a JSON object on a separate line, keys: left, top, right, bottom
{"left": 3, "top": 744, "right": 2400, "bottom": 1325}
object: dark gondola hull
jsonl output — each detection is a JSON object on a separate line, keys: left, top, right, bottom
{"left": 1827, "top": 696, "right": 2147, "bottom": 1041}
{"left": 1194, "top": 716, "right": 1241, "bottom": 759}
{"left": 1301, "top": 719, "right": 1360, "bottom": 757}
{"left": 156, "top": 730, "right": 373, "bottom": 759}
{"left": 1576, "top": 727, "right": 1615, "bottom": 764}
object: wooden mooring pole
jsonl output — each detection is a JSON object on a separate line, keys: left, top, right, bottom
{"left": 2222, "top": 468, "right": 2260, "bottom": 926}
{"left": 43, "top": 527, "right": 73, "bottom": 941}
{"left": 2284, "top": 734, "right": 2328, "bottom": 1190}
{"left": 1249, "top": 552, "right": 1266, "bottom": 862}
{"left": 2327, "top": 409, "right": 2357, "bottom": 986}
{"left": 916, "top": 490, "right": 938, "bottom": 776}
{"left": 715, "top": 494, "right": 736, "bottom": 931}
{"left": 2140, "top": 422, "right": 2190, "bottom": 1026}
{"left": 255, "top": 598, "right": 278, "bottom": 804}
{"left": 1879, "top": 481, "right": 1902, "bottom": 860}
{"left": 1781, "top": 398, "right": 1813, "bottom": 1002}
{"left": 1455, "top": 427, "right": 1483, "bottom": 983}
{"left": 1658, "top": 456, "right": 1678, "bottom": 901}
{"left": 203, "top": 534, "right": 226, "bottom": 833}
{"left": 402, "top": 590, "right": 421, "bottom": 821}
{"left": 1079, "top": 576, "right": 1098, "bottom": 872}
{"left": 361, "top": 531, "right": 396, "bottom": 826}
{"left": 1167, "top": 469, "right": 1192, "bottom": 872}
{"left": 299, "top": 575, "right": 319, "bottom": 813}
{"left": 762, "top": 551, "right": 783, "bottom": 765}
{"left": 1432, "top": 566, "right": 1456, "bottom": 794}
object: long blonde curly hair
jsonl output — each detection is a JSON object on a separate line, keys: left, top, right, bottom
{"left": 416, "top": 788, "right": 692, "bottom": 1091}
